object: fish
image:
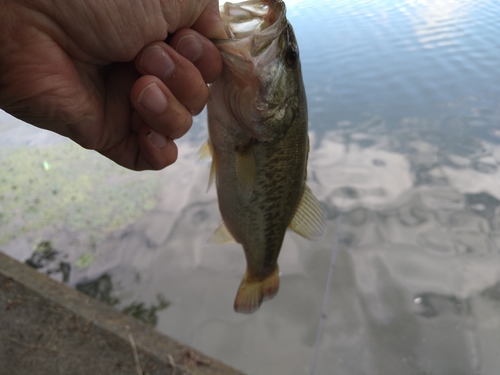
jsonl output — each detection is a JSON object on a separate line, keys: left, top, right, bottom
{"left": 201, "top": 0, "right": 326, "bottom": 314}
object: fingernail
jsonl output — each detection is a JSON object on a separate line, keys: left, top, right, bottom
{"left": 147, "top": 130, "right": 168, "bottom": 149}
{"left": 137, "top": 83, "right": 167, "bottom": 114}
{"left": 175, "top": 35, "right": 203, "bottom": 62}
{"left": 140, "top": 46, "right": 175, "bottom": 79}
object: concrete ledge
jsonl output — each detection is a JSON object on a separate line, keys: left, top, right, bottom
{"left": 0, "top": 252, "right": 245, "bottom": 375}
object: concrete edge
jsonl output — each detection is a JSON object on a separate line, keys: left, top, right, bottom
{"left": 0, "top": 251, "right": 245, "bottom": 375}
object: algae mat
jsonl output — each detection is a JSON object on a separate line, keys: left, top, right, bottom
{"left": 0, "top": 137, "right": 160, "bottom": 246}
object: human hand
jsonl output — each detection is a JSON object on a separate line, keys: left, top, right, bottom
{"left": 0, "top": 0, "right": 225, "bottom": 170}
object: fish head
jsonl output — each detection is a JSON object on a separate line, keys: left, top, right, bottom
{"left": 215, "top": 0, "right": 305, "bottom": 141}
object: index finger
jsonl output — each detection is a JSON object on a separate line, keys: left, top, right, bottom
{"left": 191, "top": 0, "right": 227, "bottom": 39}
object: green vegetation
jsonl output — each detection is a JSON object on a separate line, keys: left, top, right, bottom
{"left": 0, "top": 141, "right": 160, "bottom": 245}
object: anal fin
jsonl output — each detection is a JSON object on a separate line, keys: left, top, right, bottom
{"left": 234, "top": 267, "right": 280, "bottom": 314}
{"left": 208, "top": 221, "right": 237, "bottom": 245}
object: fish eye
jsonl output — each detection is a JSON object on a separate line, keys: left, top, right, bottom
{"left": 285, "top": 47, "right": 298, "bottom": 67}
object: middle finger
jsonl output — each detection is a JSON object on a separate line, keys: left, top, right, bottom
{"left": 136, "top": 41, "right": 208, "bottom": 115}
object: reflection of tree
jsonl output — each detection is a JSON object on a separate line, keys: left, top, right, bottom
{"left": 25, "top": 240, "right": 71, "bottom": 283}
{"left": 76, "top": 274, "right": 170, "bottom": 327}
{"left": 76, "top": 274, "right": 119, "bottom": 307}
{"left": 122, "top": 295, "right": 170, "bottom": 327}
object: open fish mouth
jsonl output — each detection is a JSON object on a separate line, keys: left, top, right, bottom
{"left": 215, "top": 0, "right": 288, "bottom": 73}
{"left": 218, "top": 0, "right": 285, "bottom": 39}
{"left": 214, "top": 0, "right": 296, "bottom": 132}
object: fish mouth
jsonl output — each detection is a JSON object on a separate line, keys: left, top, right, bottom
{"left": 215, "top": 0, "right": 288, "bottom": 73}
{"left": 215, "top": 1, "right": 295, "bottom": 139}
{"left": 218, "top": 0, "right": 285, "bottom": 40}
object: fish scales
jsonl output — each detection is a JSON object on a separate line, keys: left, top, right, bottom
{"left": 245, "top": 128, "right": 307, "bottom": 276}
{"left": 204, "top": 0, "right": 326, "bottom": 313}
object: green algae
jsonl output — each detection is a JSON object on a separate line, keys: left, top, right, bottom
{"left": 75, "top": 253, "right": 97, "bottom": 269}
{"left": 0, "top": 141, "right": 160, "bottom": 245}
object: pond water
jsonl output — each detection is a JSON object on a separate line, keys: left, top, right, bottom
{"left": 2, "top": 0, "right": 500, "bottom": 374}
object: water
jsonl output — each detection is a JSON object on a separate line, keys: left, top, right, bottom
{"left": 2, "top": 0, "right": 500, "bottom": 374}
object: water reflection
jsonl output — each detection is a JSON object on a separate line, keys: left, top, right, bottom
{"left": 5, "top": 122, "right": 500, "bottom": 373}
{"left": 413, "top": 292, "right": 470, "bottom": 318}
{"left": 20, "top": 238, "right": 171, "bottom": 326}
{"left": 409, "top": 0, "right": 469, "bottom": 48}
{"left": 2, "top": 0, "right": 500, "bottom": 374}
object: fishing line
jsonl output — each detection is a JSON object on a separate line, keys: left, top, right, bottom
{"left": 310, "top": 194, "right": 345, "bottom": 375}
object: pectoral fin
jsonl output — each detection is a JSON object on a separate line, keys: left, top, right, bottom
{"left": 197, "top": 139, "right": 216, "bottom": 192}
{"left": 208, "top": 221, "right": 237, "bottom": 245}
{"left": 289, "top": 185, "right": 326, "bottom": 240}
{"left": 236, "top": 143, "right": 257, "bottom": 197}
{"left": 197, "top": 139, "right": 212, "bottom": 161}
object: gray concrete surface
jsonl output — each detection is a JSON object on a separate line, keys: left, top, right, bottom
{"left": 0, "top": 252, "right": 245, "bottom": 375}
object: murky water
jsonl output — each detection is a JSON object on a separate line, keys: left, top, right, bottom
{"left": 2, "top": 0, "right": 500, "bottom": 374}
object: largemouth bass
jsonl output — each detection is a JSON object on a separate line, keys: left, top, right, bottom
{"left": 201, "top": 0, "right": 326, "bottom": 313}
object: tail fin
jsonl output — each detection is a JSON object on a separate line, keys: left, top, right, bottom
{"left": 233, "top": 267, "right": 280, "bottom": 314}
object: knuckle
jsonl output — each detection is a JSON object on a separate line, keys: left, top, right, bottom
{"left": 170, "top": 109, "right": 192, "bottom": 139}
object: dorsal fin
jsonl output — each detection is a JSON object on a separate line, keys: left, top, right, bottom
{"left": 289, "top": 185, "right": 326, "bottom": 240}
{"left": 208, "top": 221, "right": 237, "bottom": 245}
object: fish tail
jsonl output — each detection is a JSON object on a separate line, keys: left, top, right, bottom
{"left": 233, "top": 267, "right": 280, "bottom": 314}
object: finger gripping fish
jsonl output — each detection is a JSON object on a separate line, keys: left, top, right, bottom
{"left": 201, "top": 0, "right": 326, "bottom": 314}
